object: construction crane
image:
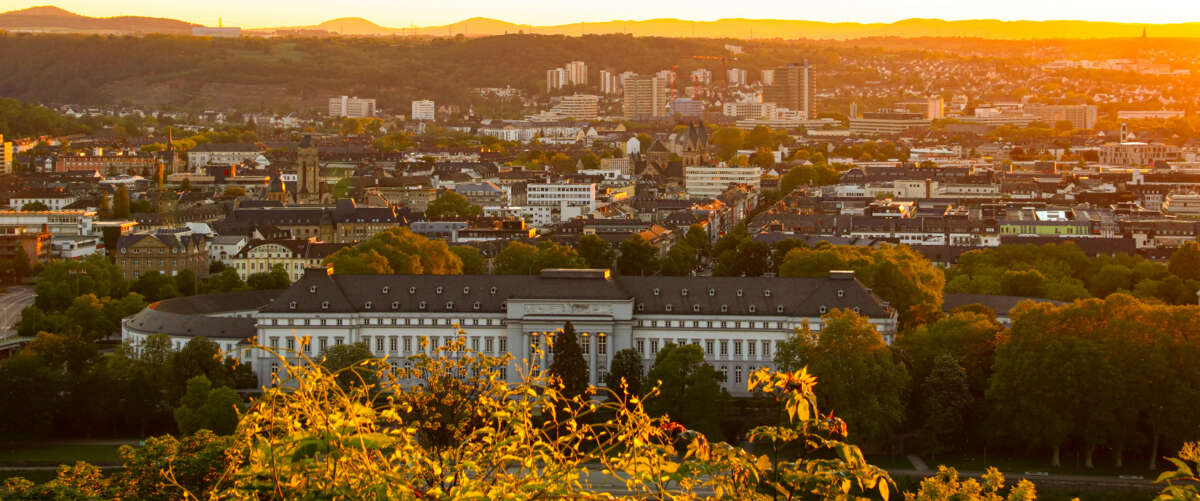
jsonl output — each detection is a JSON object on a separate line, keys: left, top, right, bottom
{"left": 684, "top": 55, "right": 736, "bottom": 86}
{"left": 667, "top": 64, "right": 680, "bottom": 100}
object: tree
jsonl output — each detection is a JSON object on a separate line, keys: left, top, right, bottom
{"left": 617, "top": 234, "right": 660, "bottom": 276}
{"left": 0, "top": 354, "right": 63, "bottom": 439}
{"left": 683, "top": 224, "right": 711, "bottom": 259}
{"left": 548, "top": 322, "right": 589, "bottom": 400}
{"left": 112, "top": 186, "right": 131, "bottom": 218}
{"left": 919, "top": 355, "right": 973, "bottom": 460}
{"left": 326, "top": 248, "right": 392, "bottom": 275}
{"left": 1169, "top": 241, "right": 1200, "bottom": 281}
{"left": 169, "top": 337, "right": 234, "bottom": 399}
{"left": 780, "top": 243, "right": 944, "bottom": 328}
{"left": 425, "top": 191, "right": 482, "bottom": 218}
{"left": 604, "top": 348, "right": 644, "bottom": 398}
{"left": 180, "top": 178, "right": 192, "bottom": 192}
{"left": 1000, "top": 269, "right": 1046, "bottom": 297}
{"left": 576, "top": 234, "right": 615, "bottom": 269}
{"left": 494, "top": 241, "right": 585, "bottom": 274}
{"left": 645, "top": 343, "right": 729, "bottom": 439}
{"left": 321, "top": 342, "right": 379, "bottom": 389}
{"left": 97, "top": 191, "right": 111, "bottom": 217}
{"left": 202, "top": 269, "right": 244, "bottom": 293}
{"left": 173, "top": 375, "right": 242, "bottom": 435}
{"left": 325, "top": 228, "right": 463, "bottom": 275}
{"left": 775, "top": 309, "right": 909, "bottom": 444}
{"left": 661, "top": 242, "right": 698, "bottom": 276}
{"left": 109, "top": 431, "right": 233, "bottom": 501}
{"left": 714, "top": 238, "right": 770, "bottom": 277}
{"left": 710, "top": 127, "right": 746, "bottom": 160}
{"left": 247, "top": 264, "right": 291, "bottom": 290}
{"left": 450, "top": 246, "right": 488, "bottom": 274}
{"left": 221, "top": 186, "right": 246, "bottom": 199}
{"left": 20, "top": 201, "right": 49, "bottom": 211}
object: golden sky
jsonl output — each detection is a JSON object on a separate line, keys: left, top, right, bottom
{"left": 6, "top": 0, "right": 1195, "bottom": 28}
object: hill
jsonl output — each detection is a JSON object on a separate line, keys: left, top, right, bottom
{"left": 0, "top": 5, "right": 194, "bottom": 34}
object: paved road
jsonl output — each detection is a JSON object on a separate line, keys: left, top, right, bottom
{"left": 0, "top": 286, "right": 34, "bottom": 339}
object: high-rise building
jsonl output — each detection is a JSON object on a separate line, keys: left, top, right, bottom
{"left": 726, "top": 68, "right": 748, "bottom": 87}
{"left": 328, "top": 96, "right": 376, "bottom": 118}
{"left": 559, "top": 94, "right": 600, "bottom": 120}
{"left": 690, "top": 69, "right": 713, "bottom": 85}
{"left": 411, "top": 100, "right": 436, "bottom": 121}
{"left": 623, "top": 75, "right": 668, "bottom": 120}
{"left": 599, "top": 70, "right": 621, "bottom": 95}
{"left": 564, "top": 61, "right": 587, "bottom": 86}
{"left": 763, "top": 61, "right": 814, "bottom": 119}
{"left": 760, "top": 69, "right": 775, "bottom": 86}
{"left": 926, "top": 97, "right": 945, "bottom": 120}
{"left": 546, "top": 68, "right": 567, "bottom": 93}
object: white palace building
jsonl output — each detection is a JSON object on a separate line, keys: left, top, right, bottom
{"left": 122, "top": 268, "right": 897, "bottom": 395}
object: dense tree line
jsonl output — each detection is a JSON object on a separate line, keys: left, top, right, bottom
{"left": 946, "top": 242, "right": 1200, "bottom": 305}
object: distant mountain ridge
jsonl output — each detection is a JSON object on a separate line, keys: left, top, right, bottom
{"left": 3, "top": 5, "right": 1200, "bottom": 39}
{"left": 0, "top": 5, "right": 195, "bottom": 34}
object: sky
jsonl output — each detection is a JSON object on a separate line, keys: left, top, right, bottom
{"left": 3, "top": 0, "right": 1196, "bottom": 28}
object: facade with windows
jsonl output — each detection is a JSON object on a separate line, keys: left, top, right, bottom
{"left": 124, "top": 268, "right": 896, "bottom": 394}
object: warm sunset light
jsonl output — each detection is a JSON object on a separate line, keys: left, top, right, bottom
{"left": 3, "top": 0, "right": 1200, "bottom": 499}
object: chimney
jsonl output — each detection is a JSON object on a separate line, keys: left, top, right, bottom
{"left": 829, "top": 270, "right": 855, "bottom": 280}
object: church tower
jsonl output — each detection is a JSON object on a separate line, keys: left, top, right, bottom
{"left": 296, "top": 134, "right": 321, "bottom": 203}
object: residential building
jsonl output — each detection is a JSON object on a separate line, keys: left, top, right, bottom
{"left": 0, "top": 224, "right": 50, "bottom": 268}
{"left": 599, "top": 70, "right": 621, "bottom": 95}
{"left": 723, "top": 101, "right": 776, "bottom": 119}
{"left": 849, "top": 112, "right": 932, "bottom": 136}
{"left": 763, "top": 61, "right": 814, "bottom": 119}
{"left": 926, "top": 97, "right": 945, "bottom": 120}
{"left": 411, "top": 100, "right": 436, "bottom": 121}
{"left": 1117, "top": 110, "right": 1184, "bottom": 120}
{"left": 690, "top": 68, "right": 712, "bottom": 85}
{"left": 760, "top": 69, "right": 775, "bottom": 86}
{"left": 9, "top": 189, "right": 78, "bottom": 211}
{"left": 54, "top": 153, "right": 158, "bottom": 174}
{"left": 209, "top": 235, "right": 249, "bottom": 263}
{"left": 685, "top": 165, "right": 762, "bottom": 199}
{"left": 547, "top": 61, "right": 587, "bottom": 93}
{"left": 558, "top": 94, "right": 600, "bottom": 120}
{"left": 726, "top": 68, "right": 748, "bottom": 86}
{"left": 328, "top": 96, "right": 377, "bottom": 118}
{"left": 114, "top": 229, "right": 210, "bottom": 281}
{"left": 0, "top": 135, "right": 11, "bottom": 175}
{"left": 187, "top": 143, "right": 261, "bottom": 170}
{"left": 622, "top": 75, "right": 667, "bottom": 120}
{"left": 228, "top": 239, "right": 351, "bottom": 282}
{"left": 669, "top": 98, "right": 705, "bottom": 118}
{"left": 527, "top": 183, "right": 598, "bottom": 213}
{"left": 0, "top": 210, "right": 96, "bottom": 236}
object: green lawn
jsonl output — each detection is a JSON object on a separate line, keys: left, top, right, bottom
{"left": 0, "top": 444, "right": 125, "bottom": 466}
{"left": 922, "top": 452, "right": 1165, "bottom": 478}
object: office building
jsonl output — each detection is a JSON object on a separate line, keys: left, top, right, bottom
{"left": 926, "top": 97, "right": 945, "bottom": 120}
{"left": 622, "top": 75, "right": 668, "bottom": 120}
{"left": 328, "top": 96, "right": 376, "bottom": 118}
{"left": 411, "top": 100, "right": 436, "bottom": 121}
{"left": 726, "top": 68, "right": 748, "bottom": 87}
{"left": 849, "top": 112, "right": 932, "bottom": 136}
{"left": 1099, "top": 141, "right": 1180, "bottom": 167}
{"left": 763, "top": 61, "right": 814, "bottom": 119}
{"left": 527, "top": 183, "right": 598, "bottom": 212}
{"left": 670, "top": 98, "right": 705, "bottom": 118}
{"left": 723, "top": 101, "right": 776, "bottom": 119}
{"left": 690, "top": 69, "right": 712, "bottom": 85}
{"left": 685, "top": 165, "right": 762, "bottom": 199}
{"left": 559, "top": 94, "right": 600, "bottom": 120}
{"left": 1026, "top": 104, "right": 1098, "bottom": 130}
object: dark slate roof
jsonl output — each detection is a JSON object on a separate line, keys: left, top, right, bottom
{"left": 261, "top": 268, "right": 891, "bottom": 319}
{"left": 190, "top": 143, "right": 261, "bottom": 153}
{"left": 126, "top": 290, "right": 282, "bottom": 340}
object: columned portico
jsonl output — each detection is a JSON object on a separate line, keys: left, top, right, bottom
{"left": 506, "top": 298, "right": 634, "bottom": 385}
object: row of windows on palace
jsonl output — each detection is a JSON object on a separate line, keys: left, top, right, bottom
{"left": 262, "top": 316, "right": 816, "bottom": 331}
{"left": 302, "top": 284, "right": 824, "bottom": 299}
{"left": 262, "top": 332, "right": 778, "bottom": 363}
{"left": 286, "top": 299, "right": 857, "bottom": 316}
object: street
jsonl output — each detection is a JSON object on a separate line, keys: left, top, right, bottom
{"left": 0, "top": 286, "right": 35, "bottom": 339}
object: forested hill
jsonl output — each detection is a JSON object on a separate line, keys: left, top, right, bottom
{"left": 0, "top": 34, "right": 842, "bottom": 111}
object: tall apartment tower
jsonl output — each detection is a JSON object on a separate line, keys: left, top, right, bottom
{"left": 763, "top": 61, "right": 814, "bottom": 119}
{"left": 328, "top": 96, "right": 376, "bottom": 118}
{"left": 564, "top": 61, "right": 587, "bottom": 86}
{"left": 623, "top": 75, "right": 667, "bottom": 120}
{"left": 599, "top": 70, "right": 621, "bottom": 95}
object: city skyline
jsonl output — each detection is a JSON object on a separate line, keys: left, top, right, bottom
{"left": 6, "top": 0, "right": 1198, "bottom": 29}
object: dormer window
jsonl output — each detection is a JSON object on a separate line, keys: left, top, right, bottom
{"left": 364, "top": 301, "right": 373, "bottom": 310}
{"left": 853, "top": 306, "right": 861, "bottom": 314}
{"left": 720, "top": 304, "right": 728, "bottom": 312}
{"left": 837, "top": 289, "right": 845, "bottom": 298}
{"left": 708, "top": 288, "right": 715, "bottom": 296}
{"left": 382, "top": 286, "right": 390, "bottom": 294}
{"left": 681, "top": 288, "right": 688, "bottom": 296}
{"left": 692, "top": 304, "right": 701, "bottom": 312}
{"left": 446, "top": 302, "right": 454, "bottom": 310}
{"left": 419, "top": 301, "right": 427, "bottom": 310}
{"left": 819, "top": 305, "right": 827, "bottom": 314}
{"left": 288, "top": 301, "right": 297, "bottom": 310}
{"left": 473, "top": 301, "right": 481, "bottom": 310}
{"left": 665, "top": 304, "right": 673, "bottom": 312}
{"left": 653, "top": 288, "right": 660, "bottom": 296}
{"left": 764, "top": 289, "right": 772, "bottom": 297}
{"left": 748, "top": 305, "right": 756, "bottom": 313}
{"left": 409, "top": 286, "right": 416, "bottom": 294}
{"left": 309, "top": 285, "right": 317, "bottom": 293}
{"left": 436, "top": 286, "right": 444, "bottom": 295}
{"left": 463, "top": 286, "right": 471, "bottom": 294}
{"left": 321, "top": 301, "right": 329, "bottom": 310}
{"left": 501, "top": 301, "right": 508, "bottom": 310}
{"left": 736, "top": 289, "right": 744, "bottom": 297}
{"left": 637, "top": 303, "right": 645, "bottom": 312}
{"left": 489, "top": 286, "right": 497, "bottom": 295}
{"left": 391, "top": 301, "right": 400, "bottom": 310}
{"left": 777, "top": 305, "right": 785, "bottom": 313}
